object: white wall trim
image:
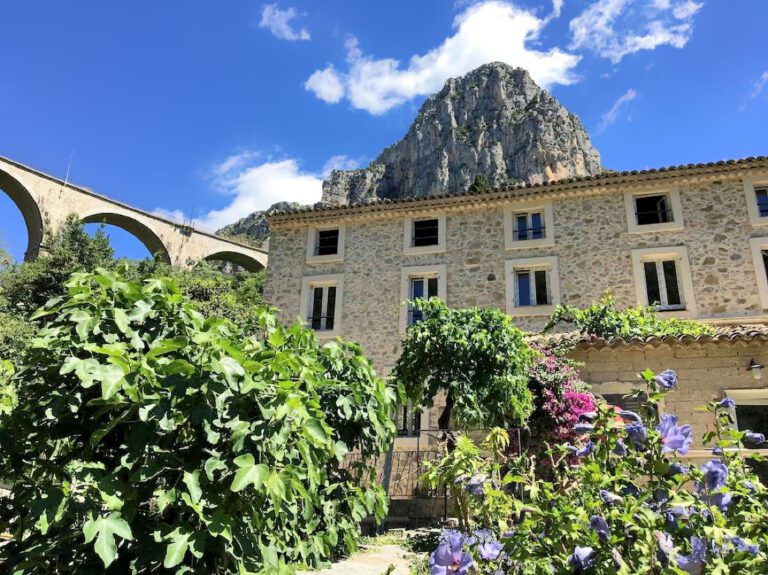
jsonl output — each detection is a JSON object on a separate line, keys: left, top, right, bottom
{"left": 306, "top": 224, "right": 346, "bottom": 264}
{"left": 403, "top": 214, "right": 446, "bottom": 255}
{"left": 623, "top": 187, "right": 684, "bottom": 234}
{"left": 503, "top": 201, "right": 555, "bottom": 249}
{"left": 749, "top": 237, "right": 768, "bottom": 310}
{"left": 744, "top": 176, "right": 768, "bottom": 226}
{"left": 724, "top": 388, "right": 768, "bottom": 405}
{"left": 630, "top": 245, "right": 697, "bottom": 317}
{"left": 504, "top": 255, "right": 560, "bottom": 317}
{"left": 399, "top": 264, "right": 447, "bottom": 334}
{"left": 299, "top": 273, "right": 344, "bottom": 339}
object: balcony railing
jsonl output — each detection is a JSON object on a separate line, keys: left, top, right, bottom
{"left": 512, "top": 225, "right": 546, "bottom": 241}
{"left": 307, "top": 315, "right": 335, "bottom": 331}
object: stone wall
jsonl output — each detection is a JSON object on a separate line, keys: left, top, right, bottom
{"left": 265, "top": 171, "right": 768, "bottom": 375}
{"left": 572, "top": 340, "right": 768, "bottom": 450}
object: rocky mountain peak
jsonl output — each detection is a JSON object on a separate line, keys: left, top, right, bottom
{"left": 321, "top": 62, "right": 601, "bottom": 205}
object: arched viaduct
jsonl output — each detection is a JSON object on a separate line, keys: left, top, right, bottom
{"left": 0, "top": 156, "right": 267, "bottom": 271}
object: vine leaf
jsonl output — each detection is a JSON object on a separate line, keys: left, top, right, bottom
{"left": 82, "top": 512, "right": 133, "bottom": 567}
{"left": 230, "top": 454, "right": 269, "bottom": 492}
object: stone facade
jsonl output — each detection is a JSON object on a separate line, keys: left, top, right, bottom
{"left": 265, "top": 158, "right": 768, "bottom": 377}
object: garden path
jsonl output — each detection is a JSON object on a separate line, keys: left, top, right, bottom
{"left": 297, "top": 544, "right": 413, "bottom": 575}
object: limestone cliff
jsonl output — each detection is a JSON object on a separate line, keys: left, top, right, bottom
{"left": 322, "top": 62, "right": 601, "bottom": 205}
{"left": 216, "top": 201, "right": 303, "bottom": 246}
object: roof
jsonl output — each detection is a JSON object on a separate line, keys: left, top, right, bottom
{"left": 268, "top": 155, "right": 768, "bottom": 223}
{"left": 533, "top": 324, "right": 768, "bottom": 350}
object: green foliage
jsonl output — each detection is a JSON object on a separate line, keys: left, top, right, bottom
{"left": 393, "top": 299, "right": 534, "bottom": 430}
{"left": 545, "top": 294, "right": 715, "bottom": 339}
{"left": 421, "top": 371, "right": 768, "bottom": 574}
{"left": 0, "top": 359, "right": 15, "bottom": 420}
{"left": 0, "top": 270, "right": 397, "bottom": 573}
{"left": 467, "top": 174, "right": 490, "bottom": 194}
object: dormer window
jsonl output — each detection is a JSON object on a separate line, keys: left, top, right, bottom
{"left": 306, "top": 225, "right": 345, "bottom": 263}
{"left": 403, "top": 214, "right": 446, "bottom": 255}
{"left": 624, "top": 188, "right": 684, "bottom": 233}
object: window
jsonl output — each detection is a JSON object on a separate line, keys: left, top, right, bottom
{"left": 724, "top": 389, "right": 768, "bottom": 484}
{"left": 744, "top": 178, "right": 768, "bottom": 226}
{"left": 400, "top": 264, "right": 446, "bottom": 332}
{"left": 749, "top": 237, "right": 768, "bottom": 309}
{"left": 299, "top": 274, "right": 344, "bottom": 337}
{"left": 504, "top": 203, "right": 555, "bottom": 249}
{"left": 602, "top": 392, "right": 647, "bottom": 413}
{"left": 306, "top": 225, "right": 345, "bottom": 263}
{"left": 631, "top": 246, "right": 696, "bottom": 316}
{"left": 396, "top": 402, "right": 422, "bottom": 437}
{"left": 408, "top": 275, "right": 439, "bottom": 325}
{"left": 642, "top": 259, "right": 684, "bottom": 310}
{"left": 505, "top": 256, "right": 560, "bottom": 316}
{"left": 624, "top": 188, "right": 683, "bottom": 233}
{"left": 403, "top": 214, "right": 446, "bottom": 254}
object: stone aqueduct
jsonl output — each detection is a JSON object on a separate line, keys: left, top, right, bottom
{"left": 0, "top": 156, "right": 267, "bottom": 271}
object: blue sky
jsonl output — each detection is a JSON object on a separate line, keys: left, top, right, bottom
{"left": 1, "top": 0, "right": 767, "bottom": 261}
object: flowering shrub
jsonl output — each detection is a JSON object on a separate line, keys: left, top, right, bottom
{"left": 422, "top": 369, "right": 768, "bottom": 574}
{"left": 527, "top": 343, "right": 596, "bottom": 443}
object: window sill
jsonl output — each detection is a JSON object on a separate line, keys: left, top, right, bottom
{"left": 306, "top": 254, "right": 344, "bottom": 264}
{"left": 749, "top": 216, "right": 768, "bottom": 226}
{"left": 627, "top": 221, "right": 684, "bottom": 234}
{"left": 654, "top": 308, "right": 695, "bottom": 319}
{"left": 505, "top": 237, "right": 555, "bottom": 250}
{"left": 508, "top": 304, "right": 555, "bottom": 317}
{"left": 404, "top": 244, "right": 445, "bottom": 256}
{"left": 313, "top": 329, "right": 342, "bottom": 340}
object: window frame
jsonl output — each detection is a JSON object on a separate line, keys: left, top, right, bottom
{"left": 723, "top": 388, "right": 768, "bottom": 455}
{"left": 299, "top": 274, "right": 344, "bottom": 338}
{"left": 749, "top": 237, "right": 768, "bottom": 309}
{"left": 400, "top": 264, "right": 446, "bottom": 333}
{"left": 505, "top": 256, "right": 560, "bottom": 317}
{"left": 504, "top": 202, "right": 555, "bottom": 249}
{"left": 623, "top": 187, "right": 684, "bottom": 233}
{"left": 403, "top": 214, "right": 446, "bottom": 255}
{"left": 630, "top": 246, "right": 696, "bottom": 317}
{"left": 306, "top": 224, "right": 346, "bottom": 264}
{"left": 744, "top": 177, "right": 768, "bottom": 226}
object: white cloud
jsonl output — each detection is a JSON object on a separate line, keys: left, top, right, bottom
{"left": 569, "top": 0, "right": 703, "bottom": 64}
{"left": 305, "top": 1, "right": 580, "bottom": 115}
{"left": 322, "top": 155, "right": 360, "bottom": 176}
{"left": 259, "top": 4, "right": 310, "bottom": 41}
{"left": 551, "top": 0, "right": 564, "bottom": 19}
{"left": 596, "top": 88, "right": 637, "bottom": 132}
{"left": 741, "top": 70, "right": 768, "bottom": 111}
{"left": 305, "top": 66, "right": 345, "bottom": 103}
{"left": 152, "top": 208, "right": 187, "bottom": 225}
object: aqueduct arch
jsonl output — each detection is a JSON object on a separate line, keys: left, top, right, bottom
{"left": 0, "top": 156, "right": 267, "bottom": 270}
{"left": 81, "top": 212, "right": 172, "bottom": 264}
{"left": 0, "top": 169, "right": 44, "bottom": 261}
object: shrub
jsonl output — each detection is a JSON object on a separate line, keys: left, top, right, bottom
{"left": 422, "top": 370, "right": 768, "bottom": 574}
{"left": 545, "top": 294, "right": 715, "bottom": 339}
{"left": 0, "top": 270, "right": 397, "bottom": 573}
{"left": 393, "top": 299, "right": 534, "bottom": 431}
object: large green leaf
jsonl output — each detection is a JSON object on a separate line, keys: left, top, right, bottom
{"left": 163, "top": 528, "right": 191, "bottom": 568}
{"left": 96, "top": 363, "right": 125, "bottom": 400}
{"left": 82, "top": 512, "right": 133, "bottom": 568}
{"left": 230, "top": 454, "right": 269, "bottom": 493}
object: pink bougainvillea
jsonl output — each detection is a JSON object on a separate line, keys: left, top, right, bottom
{"left": 528, "top": 343, "right": 596, "bottom": 442}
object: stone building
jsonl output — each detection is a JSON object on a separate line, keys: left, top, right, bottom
{"left": 264, "top": 156, "right": 768, "bottom": 461}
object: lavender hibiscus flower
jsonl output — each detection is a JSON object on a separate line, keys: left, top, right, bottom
{"left": 569, "top": 546, "right": 595, "bottom": 573}
{"left": 589, "top": 515, "right": 610, "bottom": 541}
{"left": 717, "top": 396, "right": 735, "bottom": 410}
{"left": 677, "top": 536, "right": 707, "bottom": 575}
{"left": 654, "top": 369, "right": 678, "bottom": 390}
{"left": 700, "top": 460, "right": 728, "bottom": 491}
{"left": 744, "top": 430, "right": 766, "bottom": 445}
{"left": 656, "top": 414, "right": 693, "bottom": 455}
{"left": 625, "top": 421, "right": 647, "bottom": 448}
{"left": 430, "top": 531, "right": 473, "bottom": 575}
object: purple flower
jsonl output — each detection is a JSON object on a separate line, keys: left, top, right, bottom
{"left": 729, "top": 536, "right": 759, "bottom": 555}
{"left": 717, "top": 396, "right": 735, "bottom": 410}
{"left": 664, "top": 506, "right": 690, "bottom": 529}
{"left": 708, "top": 491, "right": 732, "bottom": 512}
{"left": 668, "top": 462, "right": 688, "bottom": 475}
{"left": 712, "top": 446, "right": 724, "bottom": 455}
{"left": 430, "top": 531, "right": 473, "bottom": 575}
{"left": 625, "top": 421, "right": 647, "bottom": 448}
{"left": 573, "top": 423, "right": 595, "bottom": 435}
{"left": 600, "top": 489, "right": 623, "bottom": 505}
{"left": 613, "top": 439, "right": 627, "bottom": 456}
{"left": 744, "top": 430, "right": 766, "bottom": 445}
{"left": 700, "top": 460, "right": 728, "bottom": 491}
{"left": 677, "top": 536, "right": 707, "bottom": 575}
{"left": 743, "top": 481, "right": 757, "bottom": 491}
{"left": 589, "top": 515, "right": 610, "bottom": 541}
{"left": 656, "top": 532, "right": 675, "bottom": 564}
{"left": 654, "top": 369, "right": 678, "bottom": 390}
{"left": 618, "top": 410, "right": 642, "bottom": 423}
{"left": 478, "top": 540, "right": 504, "bottom": 561}
{"left": 620, "top": 483, "right": 640, "bottom": 498}
{"left": 568, "top": 440, "right": 594, "bottom": 458}
{"left": 465, "top": 474, "right": 487, "bottom": 496}
{"left": 569, "top": 546, "right": 595, "bottom": 573}
{"left": 656, "top": 414, "right": 693, "bottom": 455}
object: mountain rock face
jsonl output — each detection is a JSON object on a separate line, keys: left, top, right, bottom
{"left": 321, "top": 62, "right": 601, "bottom": 205}
{"left": 216, "top": 201, "right": 304, "bottom": 246}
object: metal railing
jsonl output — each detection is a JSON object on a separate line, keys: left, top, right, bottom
{"left": 307, "top": 315, "right": 335, "bottom": 331}
{"left": 512, "top": 226, "right": 546, "bottom": 241}
{"left": 636, "top": 208, "right": 674, "bottom": 224}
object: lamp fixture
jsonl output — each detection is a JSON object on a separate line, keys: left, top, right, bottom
{"left": 748, "top": 358, "right": 764, "bottom": 381}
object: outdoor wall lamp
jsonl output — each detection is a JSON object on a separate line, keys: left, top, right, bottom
{"left": 748, "top": 358, "right": 764, "bottom": 380}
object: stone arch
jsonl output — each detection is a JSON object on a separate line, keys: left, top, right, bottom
{"left": 0, "top": 168, "right": 44, "bottom": 260}
{"left": 81, "top": 212, "right": 171, "bottom": 264}
{"left": 202, "top": 251, "right": 265, "bottom": 272}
